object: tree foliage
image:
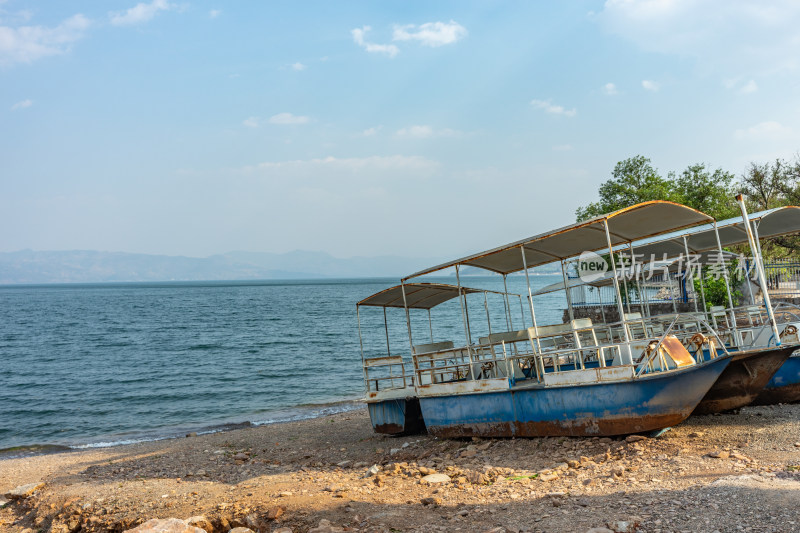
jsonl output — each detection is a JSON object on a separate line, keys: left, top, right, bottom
{"left": 577, "top": 154, "right": 800, "bottom": 258}
{"left": 575, "top": 156, "right": 737, "bottom": 222}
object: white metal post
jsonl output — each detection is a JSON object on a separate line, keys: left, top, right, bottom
{"left": 736, "top": 194, "right": 781, "bottom": 345}
{"left": 603, "top": 219, "right": 632, "bottom": 351}
{"left": 400, "top": 281, "right": 414, "bottom": 352}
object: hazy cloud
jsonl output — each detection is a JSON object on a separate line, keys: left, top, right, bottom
{"left": 396, "top": 125, "right": 461, "bottom": 138}
{"left": 351, "top": 26, "right": 399, "bottom": 58}
{"left": 530, "top": 99, "right": 577, "bottom": 117}
{"left": 268, "top": 112, "right": 309, "bottom": 125}
{"left": 641, "top": 79, "right": 660, "bottom": 91}
{"left": 603, "top": 82, "right": 618, "bottom": 95}
{"left": 110, "top": 0, "right": 173, "bottom": 26}
{"left": 209, "top": 9, "right": 221, "bottom": 19}
{"left": 10, "top": 98, "right": 32, "bottom": 110}
{"left": 740, "top": 79, "right": 758, "bottom": 94}
{"left": 734, "top": 121, "right": 793, "bottom": 141}
{"left": 598, "top": 1, "right": 800, "bottom": 76}
{"left": 392, "top": 20, "right": 467, "bottom": 47}
{"left": 0, "top": 14, "right": 89, "bottom": 66}
{"left": 552, "top": 144, "right": 574, "bottom": 151}
{"left": 362, "top": 126, "right": 381, "bottom": 136}
{"left": 242, "top": 117, "right": 260, "bottom": 128}
{"left": 291, "top": 62, "right": 306, "bottom": 71}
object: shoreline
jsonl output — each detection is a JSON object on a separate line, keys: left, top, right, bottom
{"left": 3, "top": 403, "right": 800, "bottom": 532}
{"left": 0, "top": 399, "right": 363, "bottom": 461}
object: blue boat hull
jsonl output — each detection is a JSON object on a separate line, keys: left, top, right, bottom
{"left": 752, "top": 353, "right": 800, "bottom": 405}
{"left": 418, "top": 355, "right": 732, "bottom": 438}
{"left": 367, "top": 397, "right": 426, "bottom": 436}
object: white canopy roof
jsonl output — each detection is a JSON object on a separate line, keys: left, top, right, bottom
{"left": 404, "top": 201, "right": 714, "bottom": 280}
{"left": 631, "top": 206, "right": 800, "bottom": 259}
{"left": 357, "top": 283, "right": 482, "bottom": 310}
{"left": 532, "top": 251, "right": 739, "bottom": 296}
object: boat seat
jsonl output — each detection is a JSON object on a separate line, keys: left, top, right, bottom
{"left": 412, "top": 340, "right": 454, "bottom": 355}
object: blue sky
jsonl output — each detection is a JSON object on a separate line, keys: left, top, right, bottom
{"left": 2, "top": 1, "right": 800, "bottom": 259}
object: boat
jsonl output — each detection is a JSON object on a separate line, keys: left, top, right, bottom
{"left": 374, "top": 201, "right": 736, "bottom": 437}
{"left": 611, "top": 200, "right": 800, "bottom": 412}
{"left": 356, "top": 282, "right": 526, "bottom": 435}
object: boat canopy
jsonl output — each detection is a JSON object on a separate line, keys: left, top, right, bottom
{"left": 631, "top": 206, "right": 800, "bottom": 259}
{"left": 357, "top": 283, "right": 482, "bottom": 310}
{"left": 532, "top": 250, "right": 739, "bottom": 296}
{"left": 404, "top": 201, "right": 714, "bottom": 280}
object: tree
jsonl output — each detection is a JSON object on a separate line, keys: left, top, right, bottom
{"left": 739, "top": 156, "right": 800, "bottom": 258}
{"left": 672, "top": 164, "right": 738, "bottom": 220}
{"left": 576, "top": 156, "right": 737, "bottom": 221}
{"left": 576, "top": 156, "right": 674, "bottom": 221}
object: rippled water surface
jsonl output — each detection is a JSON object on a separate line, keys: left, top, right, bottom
{"left": 0, "top": 276, "right": 564, "bottom": 450}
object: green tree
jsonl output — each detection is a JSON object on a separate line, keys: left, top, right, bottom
{"left": 576, "top": 156, "right": 675, "bottom": 221}
{"left": 672, "top": 164, "right": 738, "bottom": 220}
{"left": 739, "top": 156, "right": 800, "bottom": 258}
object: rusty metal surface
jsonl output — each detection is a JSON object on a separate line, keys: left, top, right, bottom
{"left": 369, "top": 397, "right": 426, "bottom": 436}
{"left": 693, "top": 344, "right": 798, "bottom": 415}
{"left": 751, "top": 383, "right": 800, "bottom": 405}
{"left": 428, "top": 412, "right": 690, "bottom": 439}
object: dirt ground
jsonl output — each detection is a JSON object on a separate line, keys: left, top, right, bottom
{"left": 3, "top": 403, "right": 800, "bottom": 533}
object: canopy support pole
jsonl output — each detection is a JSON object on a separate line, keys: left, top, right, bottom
{"left": 561, "top": 259, "right": 575, "bottom": 321}
{"left": 400, "top": 282, "right": 413, "bottom": 353}
{"left": 603, "top": 219, "right": 632, "bottom": 360}
{"left": 428, "top": 309, "right": 434, "bottom": 343}
{"left": 383, "top": 307, "right": 391, "bottom": 356}
{"left": 484, "top": 292, "right": 493, "bottom": 337}
{"left": 683, "top": 236, "right": 699, "bottom": 313}
{"left": 737, "top": 195, "right": 781, "bottom": 346}
{"left": 629, "top": 242, "right": 647, "bottom": 318}
{"left": 520, "top": 246, "right": 541, "bottom": 353}
{"left": 455, "top": 265, "right": 476, "bottom": 380}
{"left": 502, "top": 274, "right": 513, "bottom": 331}
{"left": 713, "top": 220, "right": 739, "bottom": 341}
{"left": 357, "top": 306, "right": 368, "bottom": 395}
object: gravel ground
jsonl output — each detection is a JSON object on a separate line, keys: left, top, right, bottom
{"left": 2, "top": 403, "right": 800, "bottom": 532}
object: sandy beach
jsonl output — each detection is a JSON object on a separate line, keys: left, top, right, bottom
{"left": 3, "top": 404, "right": 800, "bottom": 533}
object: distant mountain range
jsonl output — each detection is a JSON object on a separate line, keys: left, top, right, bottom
{"left": 0, "top": 249, "right": 563, "bottom": 285}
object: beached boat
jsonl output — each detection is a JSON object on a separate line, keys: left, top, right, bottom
{"left": 614, "top": 200, "right": 800, "bottom": 411}
{"left": 357, "top": 282, "right": 526, "bottom": 435}
{"left": 392, "top": 201, "right": 735, "bottom": 437}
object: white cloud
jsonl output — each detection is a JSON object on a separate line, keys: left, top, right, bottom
{"left": 598, "top": 1, "right": 800, "bottom": 76}
{"left": 244, "top": 155, "right": 439, "bottom": 182}
{"left": 395, "top": 125, "right": 461, "bottom": 138}
{"left": 291, "top": 62, "right": 306, "bottom": 71}
{"left": 603, "top": 82, "right": 618, "bottom": 95}
{"left": 740, "top": 79, "right": 758, "bottom": 94}
{"left": 351, "top": 26, "right": 399, "bottom": 58}
{"left": 530, "top": 99, "right": 577, "bottom": 117}
{"left": 242, "top": 117, "right": 260, "bottom": 128}
{"left": 734, "top": 121, "right": 793, "bottom": 141}
{"left": 392, "top": 20, "right": 467, "bottom": 47}
{"left": 641, "top": 80, "right": 660, "bottom": 91}
{"left": 0, "top": 14, "right": 89, "bottom": 66}
{"left": 209, "top": 9, "right": 221, "bottom": 19}
{"left": 10, "top": 98, "right": 32, "bottom": 110}
{"left": 110, "top": 0, "right": 173, "bottom": 26}
{"left": 362, "top": 126, "right": 381, "bottom": 136}
{"left": 268, "top": 112, "right": 309, "bottom": 125}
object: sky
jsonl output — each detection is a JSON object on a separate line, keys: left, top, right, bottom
{"left": 2, "top": 1, "right": 800, "bottom": 260}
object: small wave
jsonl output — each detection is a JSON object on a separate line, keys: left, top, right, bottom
{"left": 0, "top": 444, "right": 73, "bottom": 460}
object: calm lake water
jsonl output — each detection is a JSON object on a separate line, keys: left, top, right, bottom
{"left": 0, "top": 276, "right": 565, "bottom": 452}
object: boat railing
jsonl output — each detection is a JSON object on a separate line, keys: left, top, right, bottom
{"left": 634, "top": 314, "right": 729, "bottom": 377}
{"left": 363, "top": 355, "right": 414, "bottom": 394}
{"left": 413, "top": 347, "right": 474, "bottom": 386}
